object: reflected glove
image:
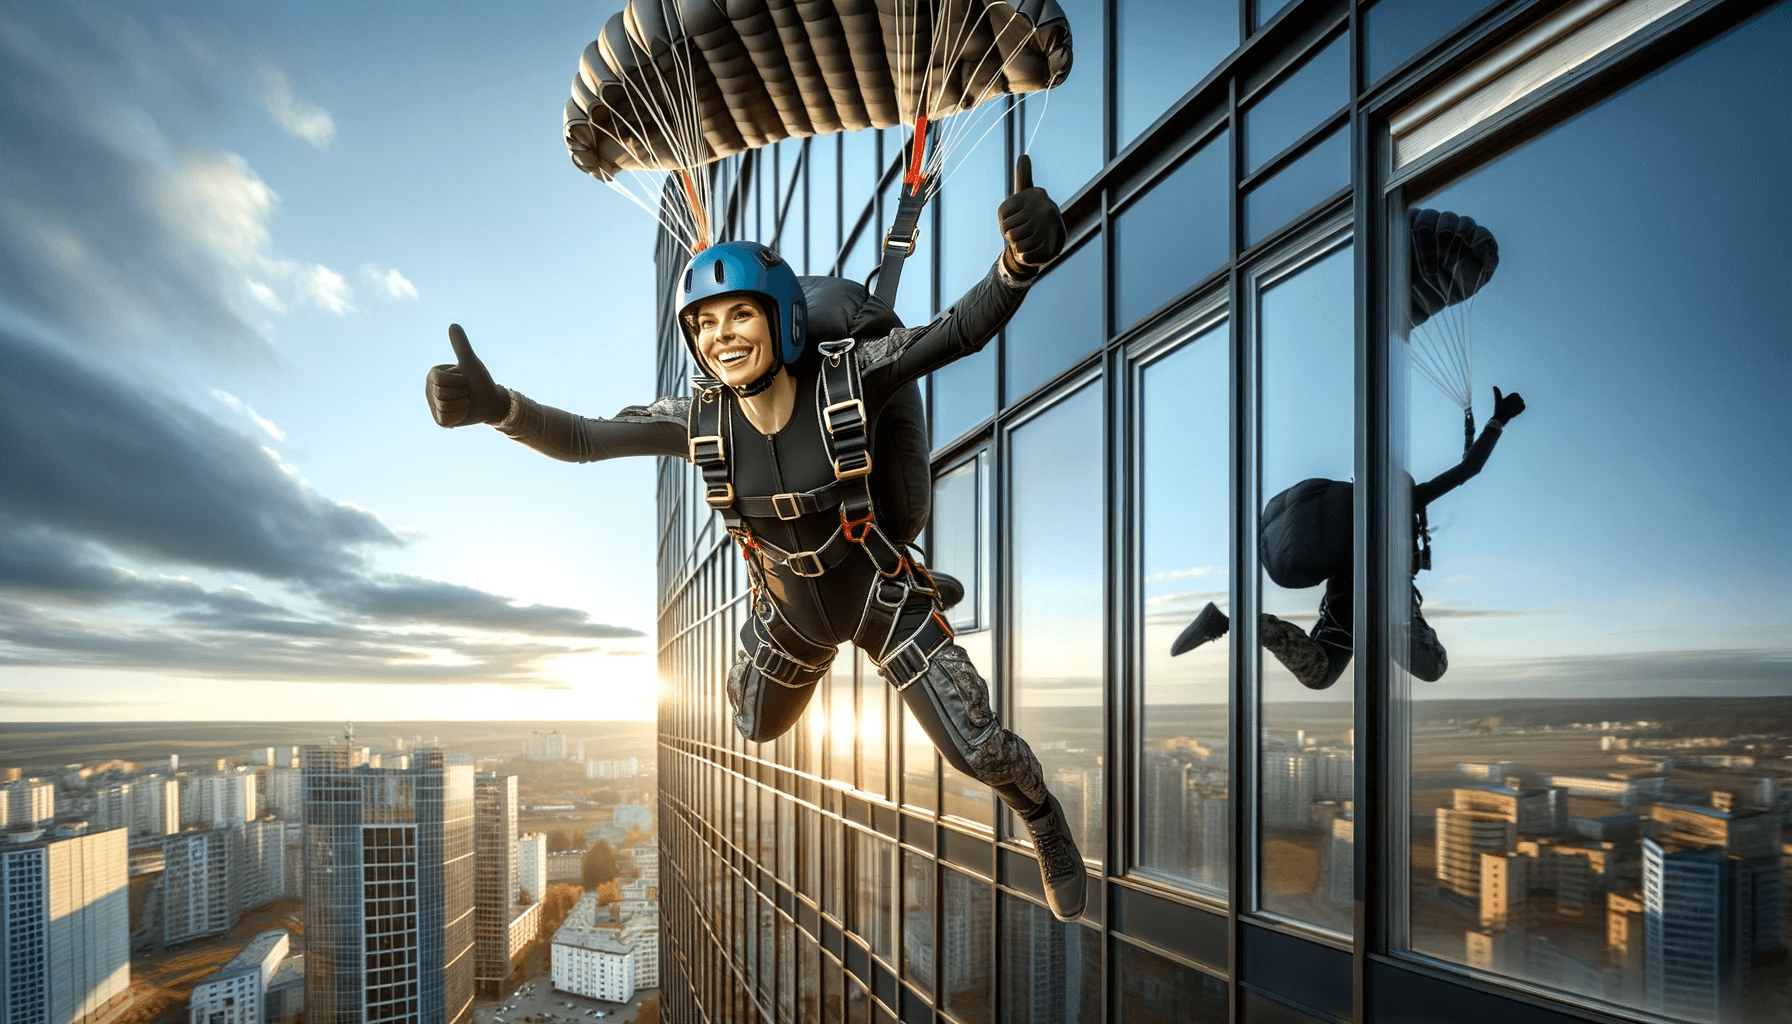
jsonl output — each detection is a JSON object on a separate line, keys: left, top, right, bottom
{"left": 1491, "top": 386, "right": 1525, "bottom": 425}
{"left": 426, "top": 324, "right": 511, "bottom": 427}
{"left": 998, "top": 154, "right": 1065, "bottom": 275}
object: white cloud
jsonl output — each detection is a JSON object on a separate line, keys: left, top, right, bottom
{"left": 160, "top": 149, "right": 277, "bottom": 267}
{"left": 295, "top": 263, "right": 353, "bottom": 313}
{"left": 362, "top": 265, "right": 418, "bottom": 300}
{"left": 246, "top": 279, "right": 284, "bottom": 312}
{"left": 211, "top": 389, "right": 285, "bottom": 441}
{"left": 256, "top": 65, "right": 336, "bottom": 150}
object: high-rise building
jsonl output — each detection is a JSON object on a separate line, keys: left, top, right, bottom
{"left": 524, "top": 731, "right": 566, "bottom": 762}
{"left": 473, "top": 774, "right": 518, "bottom": 998}
{"left": 162, "top": 828, "right": 236, "bottom": 944}
{"left": 262, "top": 767, "right": 302, "bottom": 820}
{"left": 1643, "top": 838, "right": 1738, "bottom": 1022}
{"left": 551, "top": 893, "right": 636, "bottom": 1002}
{"left": 188, "top": 928, "right": 289, "bottom": 1024}
{"left": 133, "top": 778, "right": 179, "bottom": 839}
{"left": 300, "top": 745, "right": 474, "bottom": 1024}
{"left": 94, "top": 784, "right": 131, "bottom": 833}
{"left": 1, "top": 779, "right": 56, "bottom": 828}
{"left": 516, "top": 833, "right": 548, "bottom": 904}
{"left": 0, "top": 828, "right": 130, "bottom": 1024}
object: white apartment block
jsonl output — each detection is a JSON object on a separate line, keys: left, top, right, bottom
{"left": 1, "top": 780, "right": 56, "bottom": 828}
{"left": 189, "top": 929, "right": 288, "bottom": 1024}
{"left": 620, "top": 912, "right": 659, "bottom": 989}
{"left": 0, "top": 828, "right": 130, "bottom": 1024}
{"left": 517, "top": 833, "right": 548, "bottom": 903}
{"left": 552, "top": 925, "right": 635, "bottom": 1003}
{"left": 133, "top": 779, "right": 179, "bottom": 839}
{"left": 629, "top": 844, "right": 659, "bottom": 886}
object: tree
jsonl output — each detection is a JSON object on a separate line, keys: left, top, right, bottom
{"left": 518, "top": 888, "right": 536, "bottom": 907}
{"left": 580, "top": 839, "right": 619, "bottom": 890}
{"left": 595, "top": 879, "right": 621, "bottom": 906}
{"left": 538, "top": 882, "right": 584, "bottom": 942}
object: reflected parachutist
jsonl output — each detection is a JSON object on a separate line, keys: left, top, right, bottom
{"left": 1170, "top": 386, "right": 1526, "bottom": 689}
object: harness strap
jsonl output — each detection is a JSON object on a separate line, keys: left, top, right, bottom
{"left": 853, "top": 578, "right": 911, "bottom": 661}
{"left": 732, "top": 479, "right": 850, "bottom": 521}
{"left": 873, "top": 161, "right": 935, "bottom": 308}
{"left": 742, "top": 527, "right": 857, "bottom": 579}
{"left": 881, "top": 612, "right": 955, "bottom": 691}
{"left": 688, "top": 385, "right": 738, "bottom": 523}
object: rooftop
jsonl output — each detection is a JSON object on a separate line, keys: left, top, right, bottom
{"left": 216, "top": 930, "right": 290, "bottom": 979}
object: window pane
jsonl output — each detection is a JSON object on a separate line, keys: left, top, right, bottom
{"left": 1007, "top": 382, "right": 1104, "bottom": 862}
{"left": 844, "top": 127, "right": 880, "bottom": 245}
{"left": 998, "top": 894, "right": 1101, "bottom": 1023}
{"left": 1114, "top": 940, "right": 1229, "bottom": 1023}
{"left": 1114, "top": 132, "right": 1229, "bottom": 332}
{"left": 1253, "top": 0, "right": 1296, "bottom": 32}
{"left": 1137, "top": 322, "right": 1230, "bottom": 895}
{"left": 902, "top": 702, "right": 938, "bottom": 814}
{"left": 831, "top": 657, "right": 856, "bottom": 787}
{"left": 1245, "top": 34, "right": 1348, "bottom": 172}
{"left": 775, "top": 138, "right": 808, "bottom": 271}
{"left": 902, "top": 851, "right": 934, "bottom": 989}
{"left": 1117, "top": 0, "right": 1237, "bottom": 148}
{"left": 931, "top": 347, "right": 996, "bottom": 447}
{"left": 933, "top": 130, "right": 1003, "bottom": 436}
{"left": 933, "top": 455, "right": 984, "bottom": 633}
{"left": 1004, "top": 235, "right": 1103, "bottom": 405}
{"left": 811, "top": 135, "right": 840, "bottom": 270}
{"left": 1243, "top": 127, "right": 1348, "bottom": 247}
{"left": 1365, "top": 0, "right": 1495, "bottom": 84}
{"left": 1020, "top": 0, "right": 1104, "bottom": 199}
{"left": 1398, "top": 10, "right": 1792, "bottom": 1021}
{"left": 942, "top": 867, "right": 993, "bottom": 1024}
{"left": 1257, "top": 243, "right": 1355, "bottom": 936}
{"left": 854, "top": 831, "right": 896, "bottom": 964}
{"left": 858, "top": 648, "right": 888, "bottom": 800}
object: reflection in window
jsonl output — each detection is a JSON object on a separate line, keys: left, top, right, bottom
{"left": 1117, "top": 0, "right": 1236, "bottom": 148}
{"left": 830, "top": 657, "right": 856, "bottom": 789}
{"left": 903, "top": 851, "right": 934, "bottom": 989}
{"left": 1257, "top": 243, "right": 1355, "bottom": 935}
{"left": 931, "top": 130, "right": 1006, "bottom": 446}
{"left": 775, "top": 138, "right": 807, "bottom": 271}
{"left": 800, "top": 930, "right": 819, "bottom": 1022}
{"left": 1243, "top": 128, "right": 1348, "bottom": 247}
{"left": 1364, "top": 0, "right": 1494, "bottom": 84}
{"left": 810, "top": 134, "right": 840, "bottom": 268}
{"left": 1007, "top": 382, "right": 1104, "bottom": 860}
{"left": 999, "top": 894, "right": 1100, "bottom": 1023}
{"left": 1244, "top": 34, "right": 1348, "bottom": 172}
{"left": 1004, "top": 235, "right": 1103, "bottom": 404}
{"left": 943, "top": 867, "right": 993, "bottom": 1024}
{"left": 854, "top": 830, "right": 896, "bottom": 964}
{"left": 1398, "top": 9, "right": 1792, "bottom": 1021}
{"left": 857, "top": 649, "right": 888, "bottom": 800}
{"left": 1114, "top": 940, "right": 1229, "bottom": 1023}
{"left": 902, "top": 702, "right": 938, "bottom": 813}
{"left": 932, "top": 450, "right": 992, "bottom": 633}
{"left": 1020, "top": 0, "right": 1103, "bottom": 199}
{"left": 1114, "top": 132, "right": 1229, "bottom": 332}
{"left": 1137, "top": 321, "right": 1230, "bottom": 894}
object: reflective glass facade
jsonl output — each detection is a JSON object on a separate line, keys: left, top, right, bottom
{"left": 655, "top": 3, "right": 1792, "bottom": 1022}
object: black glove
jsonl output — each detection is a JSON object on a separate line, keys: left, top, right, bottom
{"left": 1491, "top": 386, "right": 1525, "bottom": 425}
{"left": 998, "top": 154, "right": 1065, "bottom": 274}
{"left": 426, "top": 324, "right": 510, "bottom": 427}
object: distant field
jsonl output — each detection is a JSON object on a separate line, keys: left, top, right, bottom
{"left": 0, "top": 720, "right": 656, "bottom": 773}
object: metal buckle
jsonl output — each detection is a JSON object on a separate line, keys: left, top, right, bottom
{"left": 832, "top": 452, "right": 873, "bottom": 480}
{"left": 771, "top": 493, "right": 804, "bottom": 521}
{"left": 882, "top": 225, "right": 920, "bottom": 257}
{"left": 689, "top": 434, "right": 724, "bottom": 464}
{"left": 786, "top": 550, "right": 826, "bottom": 577}
{"left": 822, "top": 399, "right": 865, "bottom": 436}
{"left": 704, "top": 482, "right": 735, "bottom": 508}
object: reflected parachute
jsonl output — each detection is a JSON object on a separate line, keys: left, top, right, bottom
{"left": 1407, "top": 208, "right": 1499, "bottom": 453}
{"left": 561, "top": 0, "right": 1074, "bottom": 252}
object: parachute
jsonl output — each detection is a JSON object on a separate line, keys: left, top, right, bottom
{"left": 1259, "top": 478, "right": 1353, "bottom": 591}
{"left": 562, "top": 0, "right": 1075, "bottom": 254}
{"left": 1407, "top": 208, "right": 1499, "bottom": 454}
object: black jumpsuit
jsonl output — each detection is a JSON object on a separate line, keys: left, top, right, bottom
{"left": 491, "top": 259, "right": 1055, "bottom": 819}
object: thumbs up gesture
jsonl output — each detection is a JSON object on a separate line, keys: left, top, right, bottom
{"left": 426, "top": 324, "right": 511, "bottom": 427}
{"left": 998, "top": 154, "right": 1065, "bottom": 273}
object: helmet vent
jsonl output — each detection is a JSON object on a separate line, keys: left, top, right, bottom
{"left": 713, "top": 259, "right": 727, "bottom": 283}
{"left": 683, "top": 269, "right": 692, "bottom": 293}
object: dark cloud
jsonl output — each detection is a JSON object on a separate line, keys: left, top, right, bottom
{"left": 324, "top": 576, "right": 646, "bottom": 639}
{"left": 1, "top": 329, "right": 399, "bottom": 580}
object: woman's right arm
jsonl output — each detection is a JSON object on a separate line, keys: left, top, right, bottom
{"left": 495, "top": 391, "right": 689, "bottom": 463}
{"left": 425, "top": 323, "right": 689, "bottom": 462}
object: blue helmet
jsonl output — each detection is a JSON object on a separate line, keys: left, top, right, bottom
{"left": 677, "top": 241, "right": 807, "bottom": 391}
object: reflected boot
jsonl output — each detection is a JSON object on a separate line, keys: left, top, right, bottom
{"left": 1406, "top": 588, "right": 1449, "bottom": 682}
{"left": 1305, "top": 590, "right": 1356, "bottom": 691}
{"left": 1023, "top": 792, "right": 1088, "bottom": 923}
{"left": 1171, "top": 602, "right": 1230, "bottom": 656}
{"left": 1259, "top": 613, "right": 1332, "bottom": 689}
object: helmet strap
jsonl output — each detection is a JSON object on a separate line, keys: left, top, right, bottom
{"left": 733, "top": 356, "right": 782, "bottom": 398}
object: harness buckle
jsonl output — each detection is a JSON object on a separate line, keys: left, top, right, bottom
{"left": 823, "top": 399, "right": 866, "bottom": 436}
{"left": 882, "top": 225, "right": 920, "bottom": 257}
{"left": 832, "top": 452, "right": 873, "bottom": 479}
{"left": 770, "top": 493, "right": 805, "bottom": 520}
{"left": 841, "top": 507, "right": 875, "bottom": 543}
{"left": 704, "top": 482, "right": 736, "bottom": 508}
{"left": 689, "top": 434, "right": 725, "bottom": 464}
{"left": 786, "top": 550, "right": 827, "bottom": 578}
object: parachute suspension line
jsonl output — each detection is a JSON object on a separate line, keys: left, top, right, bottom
{"left": 1024, "top": 82, "right": 1051, "bottom": 156}
{"left": 906, "top": 114, "right": 930, "bottom": 194}
{"left": 682, "top": 170, "right": 710, "bottom": 252}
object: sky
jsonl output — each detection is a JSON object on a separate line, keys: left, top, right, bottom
{"left": 0, "top": 1, "right": 666, "bottom": 721}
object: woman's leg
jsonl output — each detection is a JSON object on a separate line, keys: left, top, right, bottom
{"left": 727, "top": 613, "right": 833, "bottom": 744}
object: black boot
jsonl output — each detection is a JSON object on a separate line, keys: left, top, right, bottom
{"left": 1259, "top": 613, "right": 1332, "bottom": 689}
{"left": 1171, "top": 602, "right": 1231, "bottom": 656}
{"left": 1023, "top": 793, "right": 1088, "bottom": 923}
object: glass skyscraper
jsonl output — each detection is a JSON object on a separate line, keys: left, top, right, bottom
{"left": 651, "top": 1, "right": 1792, "bottom": 1022}
{"left": 302, "top": 746, "right": 476, "bottom": 1024}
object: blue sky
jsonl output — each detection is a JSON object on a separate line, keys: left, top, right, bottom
{"left": 0, "top": 2, "right": 665, "bottom": 720}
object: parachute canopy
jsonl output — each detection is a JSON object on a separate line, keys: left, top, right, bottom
{"left": 563, "top": 0, "right": 1074, "bottom": 252}
{"left": 1406, "top": 208, "right": 1499, "bottom": 451}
